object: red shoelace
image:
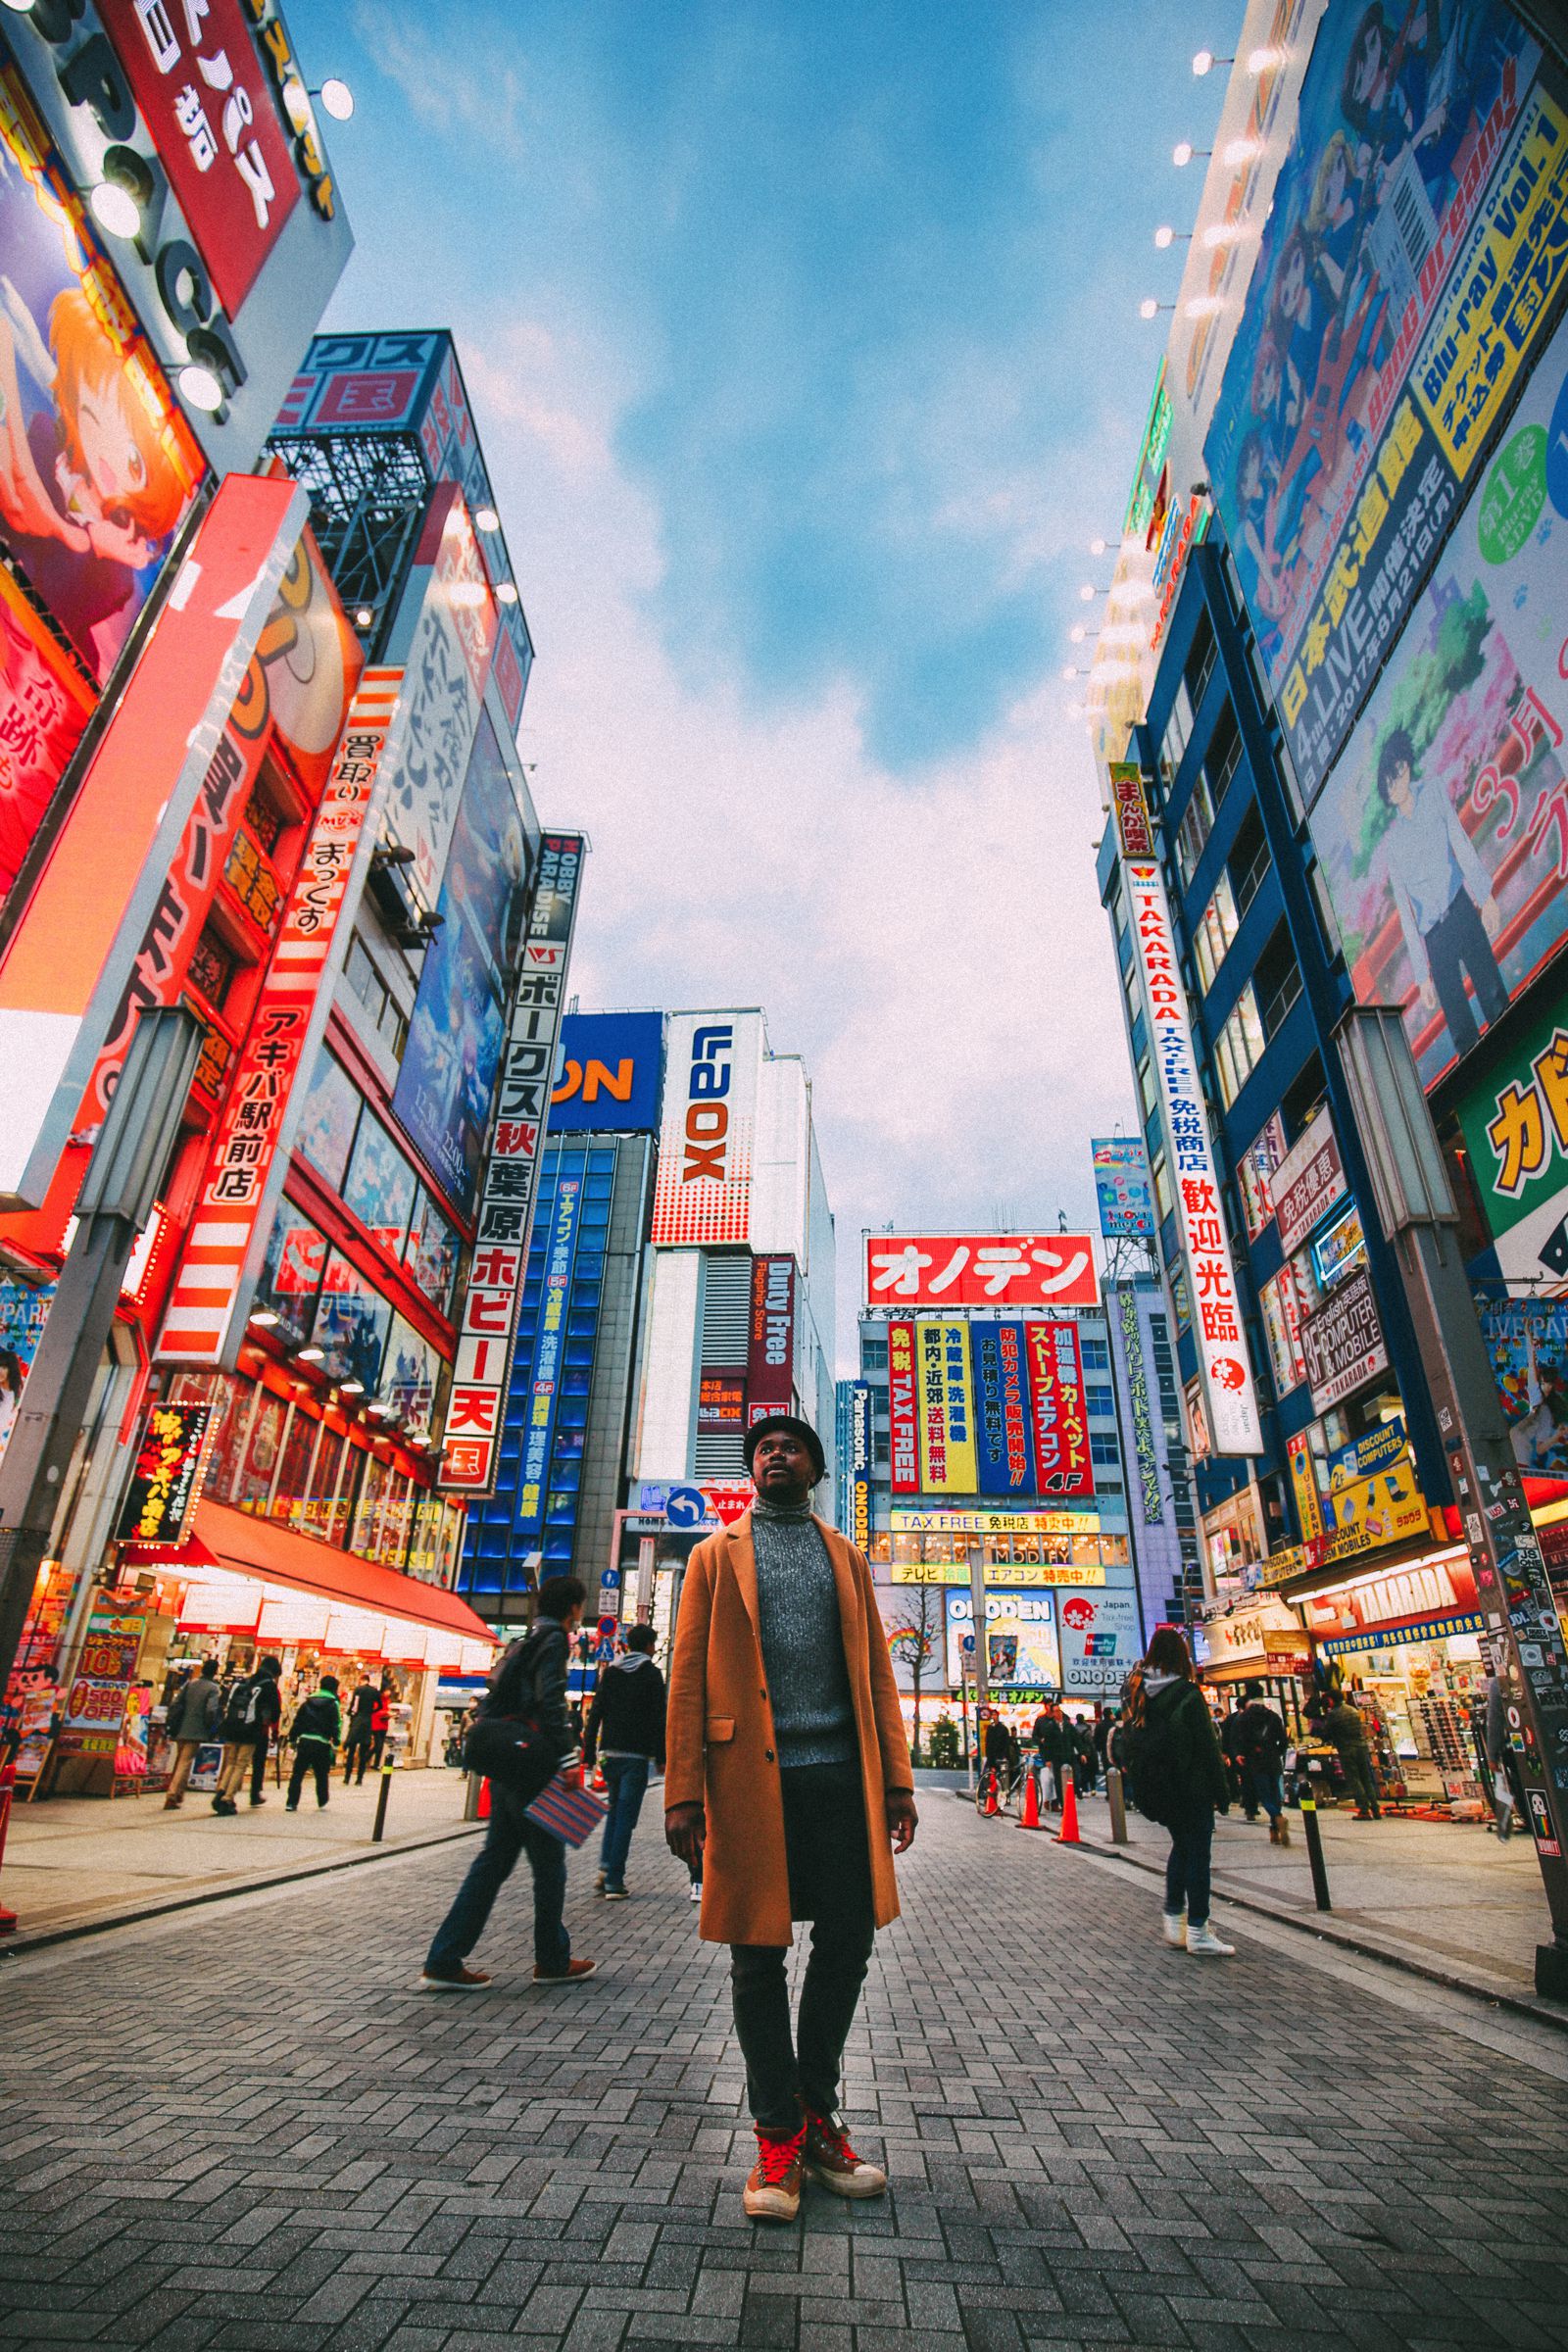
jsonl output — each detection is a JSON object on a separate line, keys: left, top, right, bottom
{"left": 808, "top": 2115, "right": 859, "bottom": 2166}
{"left": 755, "top": 2126, "right": 805, "bottom": 2183}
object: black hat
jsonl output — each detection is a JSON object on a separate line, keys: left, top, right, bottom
{"left": 744, "top": 1414, "right": 826, "bottom": 1481}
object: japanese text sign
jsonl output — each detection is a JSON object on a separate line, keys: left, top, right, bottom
{"left": 512, "top": 1171, "right": 583, "bottom": 1537}
{"left": 1108, "top": 761, "right": 1154, "bottom": 859}
{"left": 887, "top": 1317, "right": 919, "bottom": 1494}
{"left": 850, "top": 1381, "right": 872, "bottom": 1552}
{"left": 1456, "top": 970, "right": 1568, "bottom": 1284}
{"left": 115, "top": 1402, "right": 211, "bottom": 1545}
{"left": 971, "top": 1321, "right": 1035, "bottom": 1497}
{"left": 1272, "top": 1107, "right": 1348, "bottom": 1257}
{"left": 1300, "top": 1264, "right": 1390, "bottom": 1414}
{"left": 1123, "top": 858, "right": 1262, "bottom": 1454}
{"left": 1025, "top": 1319, "right": 1094, "bottom": 1500}
{"left": 105, "top": 0, "right": 299, "bottom": 316}
{"left": 1115, "top": 1284, "right": 1163, "bottom": 1527}
{"left": 915, "top": 1320, "right": 977, "bottom": 1494}
{"left": 865, "top": 1233, "right": 1098, "bottom": 1311}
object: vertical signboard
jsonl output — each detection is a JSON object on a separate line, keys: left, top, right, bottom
{"left": 380, "top": 484, "right": 497, "bottom": 914}
{"left": 1113, "top": 1285, "right": 1163, "bottom": 1526}
{"left": 442, "top": 832, "right": 584, "bottom": 1494}
{"left": 512, "top": 1171, "right": 584, "bottom": 1538}
{"left": 1124, "top": 858, "right": 1263, "bottom": 1454}
{"left": 850, "top": 1379, "right": 872, "bottom": 1552}
{"left": 915, "top": 1320, "right": 976, "bottom": 1494}
{"left": 1025, "top": 1320, "right": 1095, "bottom": 1499}
{"left": 972, "top": 1320, "right": 1036, "bottom": 1496}
{"left": 114, "top": 1402, "right": 212, "bottom": 1546}
{"left": 158, "top": 670, "right": 401, "bottom": 1363}
{"left": 1457, "top": 971, "right": 1568, "bottom": 1285}
{"left": 887, "top": 1317, "right": 918, "bottom": 1494}
{"left": 649, "top": 1011, "right": 760, "bottom": 1246}
{"left": 746, "top": 1254, "right": 795, "bottom": 1425}
{"left": 1091, "top": 1136, "right": 1156, "bottom": 1238}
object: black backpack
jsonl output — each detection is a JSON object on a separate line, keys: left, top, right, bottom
{"left": 464, "top": 1632, "right": 564, "bottom": 1802}
{"left": 1121, "top": 1680, "right": 1189, "bottom": 1826}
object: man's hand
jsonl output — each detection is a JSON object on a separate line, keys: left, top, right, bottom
{"left": 665, "top": 1801, "right": 706, "bottom": 1870}
{"left": 886, "top": 1790, "right": 918, "bottom": 1854}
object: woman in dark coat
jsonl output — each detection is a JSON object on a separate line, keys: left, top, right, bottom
{"left": 1126, "top": 1627, "right": 1234, "bottom": 1956}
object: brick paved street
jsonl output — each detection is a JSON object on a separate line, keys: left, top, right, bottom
{"left": 3, "top": 1793, "right": 1568, "bottom": 2352}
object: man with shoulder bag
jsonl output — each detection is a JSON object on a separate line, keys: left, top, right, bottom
{"left": 420, "top": 1576, "right": 597, "bottom": 1991}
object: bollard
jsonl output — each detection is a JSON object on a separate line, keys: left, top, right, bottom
{"left": 371, "top": 1760, "right": 394, "bottom": 1843}
{"left": 1298, "top": 1794, "right": 1332, "bottom": 1911}
{"left": 463, "top": 1771, "right": 482, "bottom": 1823}
{"left": 1105, "top": 1765, "right": 1129, "bottom": 1845}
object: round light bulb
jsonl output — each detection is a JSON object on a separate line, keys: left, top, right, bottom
{"left": 1139, "top": 297, "right": 1159, "bottom": 319}
{"left": 354, "top": 606, "right": 374, "bottom": 629}
{"left": 1173, "top": 141, "right": 1194, "bottom": 169}
{"left": 1153, "top": 223, "right": 1174, "bottom": 250}
{"left": 473, "top": 506, "right": 500, "bottom": 532}
{"left": 1193, "top": 48, "right": 1214, "bottom": 76}
{"left": 318, "top": 77, "right": 355, "bottom": 122}
{"left": 1089, "top": 537, "right": 1106, "bottom": 557}
{"left": 495, "top": 581, "right": 519, "bottom": 605}
{"left": 1079, "top": 583, "right": 1096, "bottom": 602}
{"left": 89, "top": 179, "right": 142, "bottom": 239}
{"left": 179, "top": 363, "right": 224, "bottom": 413}
{"left": 1062, "top": 666, "right": 1079, "bottom": 680}
{"left": 1070, "top": 624, "right": 1087, "bottom": 644}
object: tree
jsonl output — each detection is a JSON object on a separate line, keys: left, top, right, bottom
{"left": 887, "top": 1574, "right": 945, "bottom": 1766}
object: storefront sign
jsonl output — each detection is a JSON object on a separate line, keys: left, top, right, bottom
{"left": 59, "top": 1606, "right": 144, "bottom": 1757}
{"left": 115, "top": 1403, "right": 212, "bottom": 1546}
{"left": 747, "top": 1255, "right": 795, "bottom": 1426}
{"left": 1026, "top": 1319, "right": 1093, "bottom": 1499}
{"left": 887, "top": 1317, "right": 919, "bottom": 1493}
{"left": 1456, "top": 972, "right": 1568, "bottom": 1287}
{"left": 1288, "top": 1430, "right": 1326, "bottom": 1551}
{"left": 1321, "top": 1420, "right": 1429, "bottom": 1564}
{"left": 866, "top": 1231, "right": 1098, "bottom": 1310}
{"left": 1301, "top": 1267, "right": 1389, "bottom": 1414}
{"left": 1317, "top": 1613, "right": 1486, "bottom": 1657}
{"left": 550, "top": 1009, "right": 664, "bottom": 1133}
{"left": 1273, "top": 1108, "right": 1347, "bottom": 1257}
{"left": 512, "top": 1171, "right": 584, "bottom": 1537}
{"left": 697, "top": 1374, "right": 746, "bottom": 1436}
{"left": 946, "top": 1590, "right": 1062, "bottom": 1692}
{"left": 890, "top": 1557, "right": 1106, "bottom": 1589}
{"left": 1237, "top": 1111, "right": 1287, "bottom": 1241}
{"left": 650, "top": 1011, "right": 760, "bottom": 1247}
{"left": 442, "top": 833, "right": 584, "bottom": 1494}
{"left": 915, "top": 1320, "right": 977, "bottom": 1494}
{"left": 1191, "top": 1594, "right": 1309, "bottom": 1675}
{"left": 1057, "top": 1588, "right": 1142, "bottom": 1693}
{"left": 890, "top": 1507, "right": 1099, "bottom": 1536}
{"left": 1311, "top": 1200, "right": 1366, "bottom": 1293}
{"left": 1123, "top": 857, "right": 1261, "bottom": 1453}
{"left": 1300, "top": 1554, "right": 1481, "bottom": 1642}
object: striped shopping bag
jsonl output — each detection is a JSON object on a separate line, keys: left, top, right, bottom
{"left": 525, "top": 1770, "right": 609, "bottom": 1846}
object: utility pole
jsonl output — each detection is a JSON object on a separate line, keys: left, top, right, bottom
{"left": 1338, "top": 1008, "right": 1568, "bottom": 1999}
{"left": 0, "top": 1010, "right": 201, "bottom": 1707}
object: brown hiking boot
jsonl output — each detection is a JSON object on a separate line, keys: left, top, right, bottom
{"left": 804, "top": 2111, "right": 887, "bottom": 2198}
{"left": 744, "top": 2125, "right": 805, "bottom": 2221}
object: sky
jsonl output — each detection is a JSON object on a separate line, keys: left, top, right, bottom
{"left": 306, "top": 0, "right": 1226, "bottom": 1366}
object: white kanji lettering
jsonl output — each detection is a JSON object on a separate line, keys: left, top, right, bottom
{"left": 180, "top": 0, "right": 211, "bottom": 39}
{"left": 222, "top": 86, "right": 254, "bottom": 153}
{"left": 868, "top": 1245, "right": 933, "bottom": 1297}
{"left": 135, "top": 0, "right": 180, "bottom": 73}
{"left": 927, "top": 1245, "right": 970, "bottom": 1295}
{"left": 197, "top": 46, "right": 234, "bottom": 92}
{"left": 174, "top": 85, "right": 218, "bottom": 170}
{"left": 972, "top": 1244, "right": 1029, "bottom": 1296}
{"left": 233, "top": 138, "right": 276, "bottom": 228}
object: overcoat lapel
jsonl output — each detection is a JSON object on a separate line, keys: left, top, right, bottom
{"left": 724, "top": 1513, "right": 762, "bottom": 1651}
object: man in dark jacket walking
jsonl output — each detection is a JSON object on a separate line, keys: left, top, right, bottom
{"left": 1323, "top": 1693, "right": 1381, "bottom": 1818}
{"left": 585, "top": 1625, "right": 666, "bottom": 1898}
{"left": 163, "top": 1657, "right": 220, "bottom": 1808}
{"left": 1238, "top": 1681, "right": 1290, "bottom": 1842}
{"left": 287, "top": 1676, "right": 343, "bottom": 1811}
{"left": 213, "top": 1657, "right": 282, "bottom": 1814}
{"left": 420, "top": 1577, "right": 597, "bottom": 1991}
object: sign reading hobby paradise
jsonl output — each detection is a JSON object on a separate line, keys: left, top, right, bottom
{"left": 1124, "top": 852, "right": 1262, "bottom": 1455}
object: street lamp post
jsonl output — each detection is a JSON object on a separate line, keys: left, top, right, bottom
{"left": 1337, "top": 1006, "right": 1568, "bottom": 1998}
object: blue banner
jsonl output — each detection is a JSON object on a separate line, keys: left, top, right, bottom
{"left": 513, "top": 1170, "right": 585, "bottom": 1537}
{"left": 550, "top": 1011, "right": 664, "bottom": 1132}
{"left": 971, "top": 1321, "right": 1036, "bottom": 1496}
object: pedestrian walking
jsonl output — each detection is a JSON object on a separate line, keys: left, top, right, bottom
{"left": 1219, "top": 1696, "right": 1253, "bottom": 1815}
{"left": 1322, "top": 1692, "right": 1381, "bottom": 1818}
{"left": 286, "top": 1675, "right": 342, "bottom": 1811}
{"left": 343, "top": 1680, "right": 375, "bottom": 1784}
{"left": 213, "top": 1656, "right": 282, "bottom": 1814}
{"left": 1238, "top": 1681, "right": 1290, "bottom": 1843}
{"left": 369, "top": 1681, "right": 393, "bottom": 1770}
{"left": 1482, "top": 1666, "right": 1517, "bottom": 1839}
{"left": 420, "top": 1577, "right": 597, "bottom": 1990}
{"left": 1031, "top": 1701, "right": 1068, "bottom": 1808}
{"left": 981, "top": 1709, "right": 1011, "bottom": 1806}
{"left": 585, "top": 1622, "right": 666, "bottom": 1898}
{"left": 162, "top": 1656, "right": 220, "bottom": 1808}
{"left": 664, "top": 1413, "right": 916, "bottom": 2224}
{"left": 1122, "top": 1627, "right": 1234, "bottom": 1955}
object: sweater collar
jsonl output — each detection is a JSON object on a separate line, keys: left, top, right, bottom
{"left": 751, "top": 1491, "right": 816, "bottom": 1524}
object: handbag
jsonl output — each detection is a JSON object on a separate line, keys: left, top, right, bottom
{"left": 525, "top": 1770, "right": 608, "bottom": 1847}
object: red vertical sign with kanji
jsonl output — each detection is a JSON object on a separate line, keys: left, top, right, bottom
{"left": 1024, "top": 1320, "right": 1095, "bottom": 1500}
{"left": 887, "top": 1318, "right": 919, "bottom": 1494}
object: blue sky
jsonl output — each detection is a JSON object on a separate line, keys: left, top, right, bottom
{"left": 304, "top": 0, "right": 1227, "bottom": 1360}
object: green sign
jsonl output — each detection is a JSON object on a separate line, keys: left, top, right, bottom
{"left": 1456, "top": 974, "right": 1568, "bottom": 1277}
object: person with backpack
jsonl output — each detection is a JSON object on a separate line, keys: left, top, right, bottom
{"left": 212, "top": 1656, "right": 282, "bottom": 1814}
{"left": 1238, "top": 1681, "right": 1290, "bottom": 1843}
{"left": 286, "top": 1675, "right": 343, "bottom": 1812}
{"left": 343, "top": 1679, "right": 376, "bottom": 1784}
{"left": 1122, "top": 1628, "right": 1235, "bottom": 1956}
{"left": 585, "top": 1622, "right": 666, "bottom": 1898}
{"left": 162, "top": 1657, "right": 220, "bottom": 1808}
{"left": 420, "top": 1576, "right": 597, "bottom": 1991}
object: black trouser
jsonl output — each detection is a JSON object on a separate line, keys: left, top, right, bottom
{"left": 288, "top": 1742, "right": 332, "bottom": 1808}
{"left": 1341, "top": 1743, "right": 1381, "bottom": 1816}
{"left": 344, "top": 1732, "right": 372, "bottom": 1784}
{"left": 729, "top": 1760, "right": 875, "bottom": 2135}
{"left": 1423, "top": 888, "right": 1508, "bottom": 1058}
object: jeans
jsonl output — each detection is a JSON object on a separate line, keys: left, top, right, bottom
{"left": 288, "top": 1742, "right": 332, "bottom": 1808}
{"left": 1250, "top": 1767, "right": 1284, "bottom": 1823}
{"left": 425, "top": 1788, "right": 569, "bottom": 1976}
{"left": 1164, "top": 1808, "right": 1214, "bottom": 1928}
{"left": 729, "top": 1760, "right": 875, "bottom": 2133}
{"left": 598, "top": 1754, "right": 651, "bottom": 1889}
{"left": 1423, "top": 888, "right": 1508, "bottom": 1058}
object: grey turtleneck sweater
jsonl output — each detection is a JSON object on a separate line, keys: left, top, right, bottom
{"left": 750, "top": 1493, "right": 858, "bottom": 1768}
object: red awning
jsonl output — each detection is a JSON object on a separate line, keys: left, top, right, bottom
{"left": 192, "top": 1498, "right": 494, "bottom": 1643}
{"left": 1437, "top": 1475, "right": 1568, "bottom": 1544}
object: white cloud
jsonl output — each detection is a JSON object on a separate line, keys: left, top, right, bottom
{"left": 461, "top": 305, "right": 1138, "bottom": 1369}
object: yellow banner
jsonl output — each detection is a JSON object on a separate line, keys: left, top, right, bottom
{"left": 890, "top": 1558, "right": 1107, "bottom": 1589}
{"left": 914, "top": 1320, "right": 977, "bottom": 1494}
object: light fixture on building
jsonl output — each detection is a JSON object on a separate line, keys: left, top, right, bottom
{"left": 495, "top": 581, "right": 519, "bottom": 605}
{"left": 296, "top": 1345, "right": 325, "bottom": 1363}
{"left": 249, "top": 1309, "right": 279, "bottom": 1329}
{"left": 1185, "top": 294, "right": 1225, "bottom": 318}
{"left": 1223, "top": 135, "right": 1262, "bottom": 166}
{"left": 89, "top": 179, "right": 140, "bottom": 240}
{"left": 354, "top": 606, "right": 375, "bottom": 629}
{"left": 1139, "top": 298, "right": 1173, "bottom": 320}
{"left": 179, "top": 364, "right": 225, "bottom": 414}
{"left": 341, "top": 1379, "right": 366, "bottom": 1396}
{"left": 1088, "top": 536, "right": 1107, "bottom": 556}
{"left": 1153, "top": 224, "right": 1191, "bottom": 250}
{"left": 317, "top": 77, "right": 355, "bottom": 121}
{"left": 1172, "top": 142, "right": 1210, "bottom": 169}
{"left": 474, "top": 507, "right": 501, "bottom": 532}
{"left": 1193, "top": 49, "right": 1234, "bottom": 76}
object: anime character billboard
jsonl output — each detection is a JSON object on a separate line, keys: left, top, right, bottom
{"left": 1204, "top": 2, "right": 1554, "bottom": 798}
{"left": 1307, "top": 306, "right": 1568, "bottom": 1087}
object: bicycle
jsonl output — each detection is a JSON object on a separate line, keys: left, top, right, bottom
{"left": 974, "top": 1760, "right": 1027, "bottom": 1818}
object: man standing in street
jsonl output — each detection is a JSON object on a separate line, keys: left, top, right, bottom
{"left": 1322, "top": 1690, "right": 1381, "bottom": 1820}
{"left": 585, "top": 1622, "right": 666, "bottom": 1898}
{"left": 286, "top": 1674, "right": 343, "bottom": 1812}
{"left": 665, "top": 1415, "right": 916, "bottom": 2225}
{"left": 162, "top": 1657, "right": 220, "bottom": 1809}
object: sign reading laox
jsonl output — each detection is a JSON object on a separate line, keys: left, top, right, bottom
{"left": 650, "top": 1012, "right": 760, "bottom": 1247}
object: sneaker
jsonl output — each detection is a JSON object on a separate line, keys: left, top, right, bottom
{"left": 1187, "top": 1922, "right": 1236, "bottom": 1956}
{"left": 603, "top": 1886, "right": 628, "bottom": 1901}
{"left": 804, "top": 2112, "right": 886, "bottom": 2199}
{"left": 690, "top": 1881, "right": 703, "bottom": 1903}
{"left": 744, "top": 2125, "right": 805, "bottom": 2222}
{"left": 533, "top": 1958, "right": 597, "bottom": 1984}
{"left": 419, "top": 1965, "right": 491, "bottom": 1990}
{"left": 1161, "top": 1910, "right": 1187, "bottom": 1948}
{"left": 594, "top": 1871, "right": 607, "bottom": 1893}
{"left": 284, "top": 1802, "right": 298, "bottom": 1813}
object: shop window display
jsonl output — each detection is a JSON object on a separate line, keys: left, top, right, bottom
{"left": 295, "top": 1047, "right": 361, "bottom": 1192}
{"left": 378, "top": 1314, "right": 443, "bottom": 1444}
{"left": 232, "top": 1391, "right": 288, "bottom": 1514}
{"left": 343, "top": 1112, "right": 418, "bottom": 1255}
{"left": 270, "top": 1405, "right": 318, "bottom": 1524}
{"left": 256, "top": 1213, "right": 328, "bottom": 1346}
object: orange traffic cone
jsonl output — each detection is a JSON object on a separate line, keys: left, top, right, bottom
{"left": 1018, "top": 1769, "right": 1042, "bottom": 1832}
{"left": 477, "top": 1777, "right": 492, "bottom": 1821}
{"left": 984, "top": 1769, "right": 1000, "bottom": 1816}
{"left": 1055, "top": 1775, "right": 1082, "bottom": 1844}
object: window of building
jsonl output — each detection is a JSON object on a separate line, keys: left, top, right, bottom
{"left": 295, "top": 1047, "right": 361, "bottom": 1192}
{"left": 1185, "top": 613, "right": 1216, "bottom": 710}
{"left": 1256, "top": 920, "right": 1304, "bottom": 1039}
{"left": 1085, "top": 1384, "right": 1115, "bottom": 1419}
{"left": 1174, "top": 768, "right": 1214, "bottom": 886}
{"left": 1230, "top": 804, "right": 1270, "bottom": 918}
{"left": 1136, "top": 1051, "right": 1157, "bottom": 1122}
{"left": 1091, "top": 1433, "right": 1121, "bottom": 1471}
{"left": 312, "top": 1251, "right": 393, "bottom": 1392}
{"left": 1161, "top": 678, "right": 1195, "bottom": 781}
{"left": 1204, "top": 705, "right": 1243, "bottom": 806}
{"left": 1192, "top": 871, "right": 1239, "bottom": 993}
{"left": 1214, "top": 985, "right": 1265, "bottom": 1107}
{"left": 1080, "top": 1338, "right": 1109, "bottom": 1372}
{"left": 406, "top": 1190, "right": 460, "bottom": 1315}
{"left": 1151, "top": 1146, "right": 1173, "bottom": 1224}
{"left": 343, "top": 1114, "right": 418, "bottom": 1255}
{"left": 861, "top": 1338, "right": 888, "bottom": 1370}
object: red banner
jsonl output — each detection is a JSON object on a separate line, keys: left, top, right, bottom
{"left": 1026, "top": 1320, "right": 1094, "bottom": 1500}
{"left": 887, "top": 1318, "right": 919, "bottom": 1494}
{"left": 747, "top": 1254, "right": 795, "bottom": 1425}
{"left": 865, "top": 1232, "right": 1097, "bottom": 1311}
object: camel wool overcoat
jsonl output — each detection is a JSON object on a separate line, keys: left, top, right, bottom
{"left": 665, "top": 1508, "right": 913, "bottom": 1947}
